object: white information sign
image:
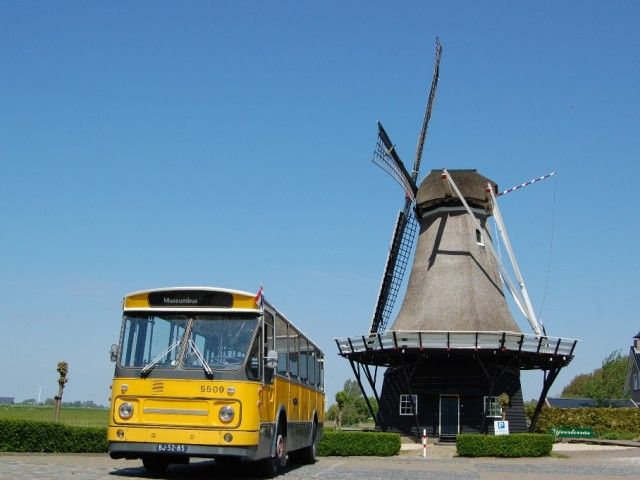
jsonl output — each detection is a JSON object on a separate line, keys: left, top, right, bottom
{"left": 494, "top": 420, "right": 509, "bottom": 435}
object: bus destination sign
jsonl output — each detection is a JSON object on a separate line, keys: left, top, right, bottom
{"left": 148, "top": 291, "right": 233, "bottom": 308}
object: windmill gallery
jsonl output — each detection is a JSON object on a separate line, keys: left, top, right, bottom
{"left": 335, "top": 39, "right": 578, "bottom": 439}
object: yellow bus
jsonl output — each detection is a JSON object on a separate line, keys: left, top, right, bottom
{"left": 107, "top": 287, "right": 325, "bottom": 476}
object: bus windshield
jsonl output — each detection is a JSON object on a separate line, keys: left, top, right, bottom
{"left": 120, "top": 313, "right": 259, "bottom": 372}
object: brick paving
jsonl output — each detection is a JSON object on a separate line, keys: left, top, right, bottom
{"left": 0, "top": 445, "right": 639, "bottom": 480}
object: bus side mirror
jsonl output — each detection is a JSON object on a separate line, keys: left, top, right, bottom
{"left": 265, "top": 350, "right": 278, "bottom": 370}
{"left": 110, "top": 344, "right": 119, "bottom": 363}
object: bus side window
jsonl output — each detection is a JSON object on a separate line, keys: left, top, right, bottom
{"left": 275, "top": 315, "right": 288, "bottom": 376}
{"left": 299, "top": 339, "right": 309, "bottom": 383}
{"left": 308, "top": 346, "right": 316, "bottom": 386}
{"left": 318, "top": 355, "right": 324, "bottom": 389}
{"left": 264, "top": 311, "right": 274, "bottom": 357}
{"left": 289, "top": 327, "right": 299, "bottom": 379}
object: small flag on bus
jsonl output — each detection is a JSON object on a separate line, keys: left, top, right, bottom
{"left": 254, "top": 286, "right": 264, "bottom": 308}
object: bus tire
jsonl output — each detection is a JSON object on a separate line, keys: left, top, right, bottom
{"left": 258, "top": 428, "right": 286, "bottom": 478}
{"left": 142, "top": 456, "right": 170, "bottom": 475}
{"left": 299, "top": 422, "right": 318, "bottom": 465}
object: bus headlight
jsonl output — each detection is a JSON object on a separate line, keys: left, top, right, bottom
{"left": 119, "top": 402, "right": 134, "bottom": 419}
{"left": 219, "top": 405, "right": 235, "bottom": 423}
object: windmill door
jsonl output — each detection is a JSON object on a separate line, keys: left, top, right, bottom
{"left": 439, "top": 395, "right": 459, "bottom": 437}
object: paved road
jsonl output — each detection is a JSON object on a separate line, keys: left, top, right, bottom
{"left": 1, "top": 445, "right": 639, "bottom": 480}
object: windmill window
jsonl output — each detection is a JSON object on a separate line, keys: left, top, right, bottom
{"left": 399, "top": 394, "right": 418, "bottom": 415}
{"left": 476, "top": 229, "right": 484, "bottom": 246}
{"left": 483, "top": 396, "right": 502, "bottom": 418}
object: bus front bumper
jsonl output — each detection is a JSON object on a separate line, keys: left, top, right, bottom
{"left": 107, "top": 424, "right": 274, "bottom": 461}
{"left": 109, "top": 441, "right": 259, "bottom": 460}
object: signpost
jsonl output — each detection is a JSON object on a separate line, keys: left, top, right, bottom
{"left": 550, "top": 427, "right": 595, "bottom": 438}
{"left": 494, "top": 420, "right": 509, "bottom": 435}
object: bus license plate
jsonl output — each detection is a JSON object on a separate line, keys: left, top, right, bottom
{"left": 156, "top": 443, "right": 188, "bottom": 453}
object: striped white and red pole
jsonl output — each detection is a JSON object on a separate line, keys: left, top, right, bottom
{"left": 497, "top": 171, "right": 556, "bottom": 196}
{"left": 422, "top": 428, "right": 427, "bottom": 457}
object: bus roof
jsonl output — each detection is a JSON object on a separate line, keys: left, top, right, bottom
{"left": 122, "top": 286, "right": 262, "bottom": 313}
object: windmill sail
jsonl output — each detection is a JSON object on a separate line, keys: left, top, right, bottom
{"left": 369, "top": 38, "right": 443, "bottom": 333}
{"left": 369, "top": 202, "right": 418, "bottom": 333}
{"left": 412, "top": 37, "right": 442, "bottom": 182}
{"left": 372, "top": 122, "right": 417, "bottom": 199}
{"left": 369, "top": 123, "right": 418, "bottom": 333}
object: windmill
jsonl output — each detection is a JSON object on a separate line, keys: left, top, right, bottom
{"left": 336, "top": 38, "right": 577, "bottom": 438}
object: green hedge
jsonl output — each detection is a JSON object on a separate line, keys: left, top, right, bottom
{"left": 532, "top": 408, "right": 640, "bottom": 436}
{"left": 1, "top": 420, "right": 401, "bottom": 457}
{"left": 0, "top": 419, "right": 107, "bottom": 453}
{"left": 317, "top": 431, "right": 400, "bottom": 456}
{"left": 456, "top": 433, "right": 553, "bottom": 457}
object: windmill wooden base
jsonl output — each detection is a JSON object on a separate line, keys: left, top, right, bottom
{"left": 337, "top": 331, "right": 576, "bottom": 437}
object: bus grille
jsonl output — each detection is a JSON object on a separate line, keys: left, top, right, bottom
{"left": 151, "top": 382, "right": 164, "bottom": 394}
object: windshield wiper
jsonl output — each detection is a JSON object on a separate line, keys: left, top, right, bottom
{"left": 189, "top": 339, "right": 213, "bottom": 378}
{"left": 141, "top": 340, "right": 181, "bottom": 376}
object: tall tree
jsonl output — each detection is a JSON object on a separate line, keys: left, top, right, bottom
{"left": 561, "top": 373, "right": 594, "bottom": 397}
{"left": 583, "top": 351, "right": 629, "bottom": 404}
{"left": 560, "top": 350, "right": 629, "bottom": 403}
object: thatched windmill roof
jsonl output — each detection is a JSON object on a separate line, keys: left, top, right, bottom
{"left": 391, "top": 169, "right": 521, "bottom": 333}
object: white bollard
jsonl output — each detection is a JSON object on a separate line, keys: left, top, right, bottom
{"left": 422, "top": 428, "right": 427, "bottom": 457}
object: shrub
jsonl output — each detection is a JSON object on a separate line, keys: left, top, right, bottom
{"left": 1, "top": 419, "right": 402, "bottom": 457}
{"left": 0, "top": 419, "right": 107, "bottom": 453}
{"left": 456, "top": 433, "right": 553, "bottom": 457}
{"left": 532, "top": 408, "right": 640, "bottom": 436}
{"left": 317, "top": 430, "right": 400, "bottom": 456}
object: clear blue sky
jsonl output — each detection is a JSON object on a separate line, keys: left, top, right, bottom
{"left": 1, "top": 1, "right": 638, "bottom": 406}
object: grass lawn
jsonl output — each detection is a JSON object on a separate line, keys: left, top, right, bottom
{"left": 0, "top": 405, "right": 109, "bottom": 428}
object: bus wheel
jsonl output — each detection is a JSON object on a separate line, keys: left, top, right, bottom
{"left": 275, "top": 432, "right": 287, "bottom": 468}
{"left": 258, "top": 431, "right": 286, "bottom": 478}
{"left": 299, "top": 423, "right": 318, "bottom": 464}
{"left": 142, "top": 456, "right": 170, "bottom": 475}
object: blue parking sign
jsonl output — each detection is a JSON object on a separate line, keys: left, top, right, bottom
{"left": 494, "top": 420, "right": 509, "bottom": 435}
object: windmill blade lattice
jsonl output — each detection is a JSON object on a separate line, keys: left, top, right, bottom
{"left": 372, "top": 122, "right": 417, "bottom": 199}
{"left": 369, "top": 204, "right": 418, "bottom": 333}
{"left": 412, "top": 36, "right": 443, "bottom": 181}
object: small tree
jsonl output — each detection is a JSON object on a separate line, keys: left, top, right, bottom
{"left": 335, "top": 390, "right": 347, "bottom": 430}
{"left": 329, "top": 380, "right": 378, "bottom": 428}
{"left": 498, "top": 393, "right": 510, "bottom": 420}
{"left": 54, "top": 361, "right": 69, "bottom": 422}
